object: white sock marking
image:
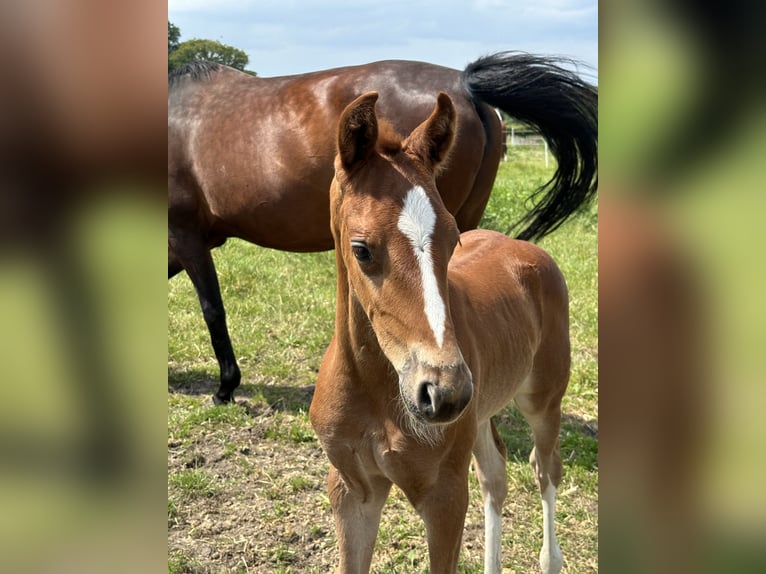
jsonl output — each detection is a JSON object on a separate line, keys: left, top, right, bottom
{"left": 397, "top": 186, "right": 446, "bottom": 347}
{"left": 540, "top": 482, "right": 563, "bottom": 574}
{"left": 484, "top": 496, "right": 502, "bottom": 574}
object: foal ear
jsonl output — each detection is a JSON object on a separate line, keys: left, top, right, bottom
{"left": 338, "top": 92, "right": 379, "bottom": 169}
{"left": 405, "top": 92, "right": 456, "bottom": 174}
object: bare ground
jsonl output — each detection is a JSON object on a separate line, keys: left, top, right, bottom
{"left": 168, "top": 375, "right": 597, "bottom": 573}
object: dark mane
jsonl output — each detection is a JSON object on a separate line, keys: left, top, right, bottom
{"left": 169, "top": 61, "right": 224, "bottom": 88}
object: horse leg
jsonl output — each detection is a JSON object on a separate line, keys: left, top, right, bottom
{"left": 410, "top": 469, "right": 469, "bottom": 574}
{"left": 168, "top": 244, "right": 183, "bottom": 278}
{"left": 328, "top": 465, "right": 391, "bottom": 574}
{"left": 472, "top": 418, "right": 508, "bottom": 574}
{"left": 170, "top": 230, "right": 240, "bottom": 404}
{"left": 516, "top": 394, "right": 564, "bottom": 574}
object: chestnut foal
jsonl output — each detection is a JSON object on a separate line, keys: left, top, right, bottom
{"left": 310, "top": 92, "right": 571, "bottom": 574}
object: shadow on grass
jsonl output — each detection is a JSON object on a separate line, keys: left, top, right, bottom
{"left": 168, "top": 366, "right": 314, "bottom": 414}
{"left": 167, "top": 366, "right": 218, "bottom": 397}
{"left": 168, "top": 368, "right": 596, "bottom": 468}
{"left": 494, "top": 407, "right": 598, "bottom": 471}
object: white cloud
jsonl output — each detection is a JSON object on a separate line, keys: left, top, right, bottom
{"left": 168, "top": 0, "right": 245, "bottom": 12}
{"left": 169, "top": 0, "right": 597, "bottom": 78}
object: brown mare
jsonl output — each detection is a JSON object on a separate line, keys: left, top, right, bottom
{"left": 309, "top": 93, "right": 571, "bottom": 573}
{"left": 168, "top": 52, "right": 596, "bottom": 404}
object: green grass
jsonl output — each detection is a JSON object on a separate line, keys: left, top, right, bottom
{"left": 168, "top": 145, "right": 597, "bottom": 572}
{"left": 168, "top": 248, "right": 336, "bottom": 387}
{"left": 168, "top": 551, "right": 205, "bottom": 574}
{"left": 168, "top": 468, "right": 220, "bottom": 499}
{"left": 168, "top": 398, "right": 255, "bottom": 443}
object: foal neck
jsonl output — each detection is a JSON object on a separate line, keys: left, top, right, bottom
{"left": 331, "top": 247, "right": 393, "bottom": 376}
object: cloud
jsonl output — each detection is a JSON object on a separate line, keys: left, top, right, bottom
{"left": 168, "top": 0, "right": 244, "bottom": 12}
{"left": 169, "top": 0, "right": 597, "bottom": 78}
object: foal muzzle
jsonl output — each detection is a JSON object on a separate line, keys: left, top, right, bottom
{"left": 399, "top": 359, "right": 473, "bottom": 424}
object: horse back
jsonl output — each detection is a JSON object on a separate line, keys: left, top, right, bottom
{"left": 167, "top": 61, "right": 500, "bottom": 250}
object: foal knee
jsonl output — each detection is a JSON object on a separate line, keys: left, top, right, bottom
{"left": 529, "top": 446, "right": 562, "bottom": 493}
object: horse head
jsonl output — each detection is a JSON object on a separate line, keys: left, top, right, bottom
{"left": 330, "top": 91, "right": 473, "bottom": 429}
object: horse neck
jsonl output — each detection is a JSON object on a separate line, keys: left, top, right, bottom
{"left": 332, "top": 249, "right": 394, "bottom": 386}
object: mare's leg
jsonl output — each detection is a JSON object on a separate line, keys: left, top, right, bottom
{"left": 516, "top": 393, "right": 564, "bottom": 574}
{"left": 472, "top": 419, "right": 508, "bottom": 574}
{"left": 328, "top": 465, "right": 391, "bottom": 574}
{"left": 169, "top": 228, "right": 240, "bottom": 404}
{"left": 168, "top": 244, "right": 183, "bottom": 278}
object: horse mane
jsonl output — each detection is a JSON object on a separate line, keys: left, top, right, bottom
{"left": 169, "top": 60, "right": 223, "bottom": 88}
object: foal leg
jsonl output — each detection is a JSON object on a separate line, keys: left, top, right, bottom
{"left": 169, "top": 229, "right": 241, "bottom": 404}
{"left": 516, "top": 395, "right": 564, "bottom": 574}
{"left": 411, "top": 469, "right": 470, "bottom": 574}
{"left": 472, "top": 419, "right": 508, "bottom": 574}
{"left": 328, "top": 465, "right": 391, "bottom": 574}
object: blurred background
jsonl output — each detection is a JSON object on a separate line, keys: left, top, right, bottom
{"left": 0, "top": 1, "right": 166, "bottom": 572}
{"left": 599, "top": 0, "right": 766, "bottom": 571}
{"left": 0, "top": 0, "right": 764, "bottom": 571}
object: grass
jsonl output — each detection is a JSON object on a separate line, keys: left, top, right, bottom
{"left": 169, "top": 469, "right": 220, "bottom": 499}
{"left": 168, "top": 248, "right": 336, "bottom": 387}
{"left": 168, "top": 145, "right": 597, "bottom": 572}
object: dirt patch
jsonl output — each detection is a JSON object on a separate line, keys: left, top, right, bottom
{"left": 168, "top": 394, "right": 337, "bottom": 573}
{"left": 168, "top": 390, "right": 597, "bottom": 573}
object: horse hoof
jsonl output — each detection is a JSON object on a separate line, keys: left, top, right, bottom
{"left": 212, "top": 394, "right": 233, "bottom": 405}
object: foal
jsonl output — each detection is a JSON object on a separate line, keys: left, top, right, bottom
{"left": 310, "top": 92, "right": 571, "bottom": 574}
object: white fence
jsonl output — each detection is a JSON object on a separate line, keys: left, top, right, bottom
{"left": 504, "top": 127, "right": 549, "bottom": 167}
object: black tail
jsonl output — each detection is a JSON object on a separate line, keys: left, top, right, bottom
{"left": 461, "top": 52, "right": 598, "bottom": 241}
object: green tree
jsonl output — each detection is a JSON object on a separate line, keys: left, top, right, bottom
{"left": 168, "top": 22, "right": 181, "bottom": 54}
{"left": 168, "top": 38, "right": 250, "bottom": 72}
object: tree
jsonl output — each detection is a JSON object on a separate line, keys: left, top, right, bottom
{"left": 168, "top": 38, "right": 250, "bottom": 73}
{"left": 168, "top": 22, "right": 181, "bottom": 55}
{"left": 168, "top": 22, "right": 181, "bottom": 73}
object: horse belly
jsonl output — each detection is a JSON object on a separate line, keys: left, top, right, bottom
{"left": 225, "top": 184, "right": 334, "bottom": 251}
{"left": 465, "top": 311, "right": 539, "bottom": 422}
{"left": 196, "top": 147, "right": 336, "bottom": 251}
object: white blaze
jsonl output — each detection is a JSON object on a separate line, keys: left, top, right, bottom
{"left": 397, "top": 186, "right": 446, "bottom": 348}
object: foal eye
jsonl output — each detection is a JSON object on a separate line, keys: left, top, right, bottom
{"left": 351, "top": 241, "right": 373, "bottom": 263}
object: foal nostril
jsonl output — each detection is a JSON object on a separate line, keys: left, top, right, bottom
{"left": 416, "top": 381, "right": 440, "bottom": 418}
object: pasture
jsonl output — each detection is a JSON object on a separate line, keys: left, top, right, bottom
{"left": 168, "top": 146, "right": 598, "bottom": 573}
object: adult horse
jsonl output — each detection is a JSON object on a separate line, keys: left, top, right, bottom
{"left": 168, "top": 52, "right": 596, "bottom": 404}
{"left": 310, "top": 92, "right": 570, "bottom": 573}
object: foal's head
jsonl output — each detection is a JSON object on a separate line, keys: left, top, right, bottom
{"left": 330, "top": 92, "right": 473, "bottom": 431}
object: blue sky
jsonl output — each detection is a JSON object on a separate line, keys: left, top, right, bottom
{"left": 168, "top": 0, "right": 597, "bottom": 81}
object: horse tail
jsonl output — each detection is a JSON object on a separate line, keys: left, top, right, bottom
{"left": 461, "top": 52, "right": 597, "bottom": 242}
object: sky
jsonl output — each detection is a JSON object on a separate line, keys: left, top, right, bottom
{"left": 167, "top": 0, "right": 597, "bottom": 82}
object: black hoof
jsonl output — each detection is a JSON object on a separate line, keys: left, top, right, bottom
{"left": 212, "top": 393, "right": 234, "bottom": 405}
